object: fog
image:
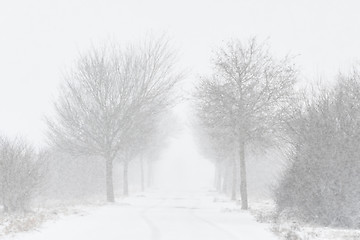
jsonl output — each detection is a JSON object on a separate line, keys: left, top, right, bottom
{"left": 1, "top": 1, "right": 360, "bottom": 239}
{"left": 1, "top": 0, "right": 360, "bottom": 147}
{"left": 153, "top": 126, "right": 214, "bottom": 191}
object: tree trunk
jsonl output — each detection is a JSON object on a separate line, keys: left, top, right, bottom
{"left": 221, "top": 164, "right": 229, "bottom": 194}
{"left": 140, "top": 156, "right": 145, "bottom": 192}
{"left": 106, "top": 157, "right": 115, "bottom": 202}
{"left": 123, "top": 161, "right": 129, "bottom": 196}
{"left": 231, "top": 157, "right": 237, "bottom": 201}
{"left": 239, "top": 139, "right": 248, "bottom": 210}
{"left": 147, "top": 161, "right": 153, "bottom": 188}
{"left": 214, "top": 164, "right": 218, "bottom": 190}
{"left": 215, "top": 161, "right": 222, "bottom": 192}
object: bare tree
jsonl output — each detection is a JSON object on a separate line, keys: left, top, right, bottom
{"left": 47, "top": 38, "right": 182, "bottom": 202}
{"left": 192, "top": 91, "right": 236, "bottom": 197}
{"left": 129, "top": 110, "right": 162, "bottom": 193}
{"left": 195, "top": 38, "right": 297, "bottom": 209}
{"left": 120, "top": 108, "right": 180, "bottom": 195}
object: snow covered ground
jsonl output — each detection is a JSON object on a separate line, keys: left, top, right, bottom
{"left": 250, "top": 200, "right": 360, "bottom": 240}
{"left": 3, "top": 190, "right": 278, "bottom": 240}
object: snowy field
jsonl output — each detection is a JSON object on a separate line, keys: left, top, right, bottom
{"left": 3, "top": 190, "right": 277, "bottom": 240}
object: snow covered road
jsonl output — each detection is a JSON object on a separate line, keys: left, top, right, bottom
{"left": 6, "top": 191, "right": 278, "bottom": 240}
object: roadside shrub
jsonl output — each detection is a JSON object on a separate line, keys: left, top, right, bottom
{"left": 0, "top": 137, "right": 47, "bottom": 212}
{"left": 275, "top": 72, "right": 360, "bottom": 228}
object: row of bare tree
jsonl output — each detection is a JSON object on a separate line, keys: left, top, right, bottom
{"left": 46, "top": 38, "right": 183, "bottom": 202}
{"left": 0, "top": 37, "right": 183, "bottom": 212}
{"left": 193, "top": 37, "right": 360, "bottom": 229}
{"left": 193, "top": 38, "right": 297, "bottom": 210}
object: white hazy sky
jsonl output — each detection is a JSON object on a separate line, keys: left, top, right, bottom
{"left": 0, "top": 0, "right": 360, "bottom": 146}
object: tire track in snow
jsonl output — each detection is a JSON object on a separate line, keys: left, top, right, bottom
{"left": 140, "top": 197, "right": 165, "bottom": 240}
{"left": 140, "top": 193, "right": 240, "bottom": 240}
{"left": 187, "top": 198, "right": 240, "bottom": 240}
